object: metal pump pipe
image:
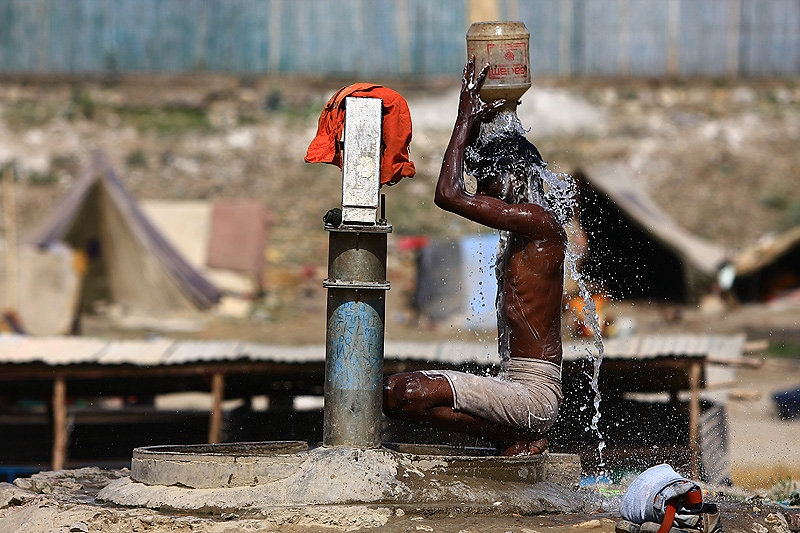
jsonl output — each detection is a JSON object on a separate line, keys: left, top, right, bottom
{"left": 322, "top": 97, "right": 389, "bottom": 448}
{"left": 323, "top": 224, "right": 389, "bottom": 447}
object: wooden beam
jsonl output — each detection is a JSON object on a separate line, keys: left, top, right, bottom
{"left": 51, "top": 376, "right": 67, "bottom": 471}
{"left": 0, "top": 361, "right": 326, "bottom": 381}
{"left": 208, "top": 372, "right": 225, "bottom": 444}
{"left": 0, "top": 356, "right": 703, "bottom": 382}
{"left": 688, "top": 360, "right": 702, "bottom": 479}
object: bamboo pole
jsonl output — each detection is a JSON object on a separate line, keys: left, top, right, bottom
{"left": 2, "top": 166, "right": 18, "bottom": 310}
{"left": 51, "top": 376, "right": 68, "bottom": 471}
{"left": 208, "top": 372, "right": 225, "bottom": 444}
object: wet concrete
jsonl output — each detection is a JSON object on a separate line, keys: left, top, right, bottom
{"left": 101, "top": 444, "right": 583, "bottom": 515}
{"left": 130, "top": 440, "right": 308, "bottom": 488}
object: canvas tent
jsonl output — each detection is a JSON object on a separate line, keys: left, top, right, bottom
{"left": 140, "top": 199, "right": 271, "bottom": 296}
{"left": 575, "top": 164, "right": 726, "bottom": 301}
{"left": 24, "top": 152, "right": 220, "bottom": 328}
{"left": 729, "top": 226, "right": 800, "bottom": 302}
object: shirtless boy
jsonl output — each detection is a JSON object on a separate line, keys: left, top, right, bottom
{"left": 383, "top": 57, "right": 567, "bottom": 456}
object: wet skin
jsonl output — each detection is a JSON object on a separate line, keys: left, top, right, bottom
{"left": 383, "top": 57, "right": 566, "bottom": 456}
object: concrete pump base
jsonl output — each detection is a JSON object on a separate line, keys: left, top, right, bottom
{"left": 98, "top": 442, "right": 583, "bottom": 516}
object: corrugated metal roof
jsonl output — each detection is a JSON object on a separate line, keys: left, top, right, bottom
{"left": 562, "top": 334, "right": 745, "bottom": 362}
{"left": 163, "top": 341, "right": 244, "bottom": 365}
{"left": 240, "top": 343, "right": 323, "bottom": 364}
{"left": 96, "top": 339, "right": 175, "bottom": 366}
{"left": 0, "top": 336, "right": 109, "bottom": 365}
{"left": 0, "top": 333, "right": 744, "bottom": 367}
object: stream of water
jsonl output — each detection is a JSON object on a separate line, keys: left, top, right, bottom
{"left": 466, "top": 110, "right": 607, "bottom": 467}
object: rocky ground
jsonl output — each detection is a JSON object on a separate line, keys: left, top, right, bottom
{"left": 0, "top": 467, "right": 798, "bottom": 532}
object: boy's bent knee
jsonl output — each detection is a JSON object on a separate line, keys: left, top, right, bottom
{"left": 386, "top": 372, "right": 454, "bottom": 418}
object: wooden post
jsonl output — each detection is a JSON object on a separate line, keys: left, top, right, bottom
{"left": 688, "top": 360, "right": 702, "bottom": 478}
{"left": 3, "top": 166, "right": 19, "bottom": 310}
{"left": 51, "top": 376, "right": 68, "bottom": 471}
{"left": 208, "top": 372, "right": 225, "bottom": 444}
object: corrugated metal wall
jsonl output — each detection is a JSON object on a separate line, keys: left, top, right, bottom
{"left": 0, "top": 0, "right": 798, "bottom": 77}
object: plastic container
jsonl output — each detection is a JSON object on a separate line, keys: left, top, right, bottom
{"left": 466, "top": 21, "right": 531, "bottom": 107}
{"left": 774, "top": 388, "right": 800, "bottom": 419}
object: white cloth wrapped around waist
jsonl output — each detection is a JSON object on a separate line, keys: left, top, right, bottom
{"left": 420, "top": 357, "right": 562, "bottom": 432}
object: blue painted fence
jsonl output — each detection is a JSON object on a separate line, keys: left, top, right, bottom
{"left": 0, "top": 0, "right": 798, "bottom": 77}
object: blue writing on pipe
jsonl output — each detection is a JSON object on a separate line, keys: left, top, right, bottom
{"left": 328, "top": 300, "right": 383, "bottom": 391}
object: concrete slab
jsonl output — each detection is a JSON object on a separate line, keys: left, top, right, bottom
{"left": 131, "top": 441, "right": 309, "bottom": 488}
{"left": 99, "top": 444, "right": 583, "bottom": 516}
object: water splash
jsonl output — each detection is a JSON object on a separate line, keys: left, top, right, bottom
{"left": 494, "top": 228, "right": 512, "bottom": 360}
{"left": 466, "top": 109, "right": 606, "bottom": 468}
{"left": 565, "top": 233, "right": 607, "bottom": 470}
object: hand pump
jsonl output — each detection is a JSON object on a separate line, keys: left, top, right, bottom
{"left": 322, "top": 97, "right": 389, "bottom": 448}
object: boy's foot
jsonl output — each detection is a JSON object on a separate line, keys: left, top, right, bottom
{"left": 499, "top": 436, "right": 548, "bottom": 456}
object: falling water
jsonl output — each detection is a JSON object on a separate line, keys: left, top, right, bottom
{"left": 466, "top": 110, "right": 606, "bottom": 468}
{"left": 542, "top": 165, "right": 607, "bottom": 470}
{"left": 562, "top": 216, "right": 607, "bottom": 470}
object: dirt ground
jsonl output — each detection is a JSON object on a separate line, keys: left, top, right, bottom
{"left": 728, "top": 357, "right": 800, "bottom": 488}
{"left": 0, "top": 467, "right": 799, "bottom": 532}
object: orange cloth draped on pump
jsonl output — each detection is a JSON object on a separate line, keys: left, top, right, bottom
{"left": 305, "top": 83, "right": 415, "bottom": 186}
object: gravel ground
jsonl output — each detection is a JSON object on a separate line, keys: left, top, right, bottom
{"left": 1, "top": 467, "right": 798, "bottom": 532}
